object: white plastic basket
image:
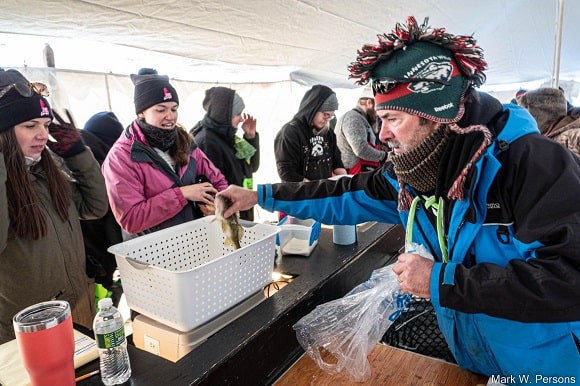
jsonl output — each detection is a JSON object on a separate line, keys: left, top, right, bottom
{"left": 108, "top": 216, "right": 279, "bottom": 331}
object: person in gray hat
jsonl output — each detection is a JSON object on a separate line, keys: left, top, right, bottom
{"left": 190, "top": 86, "right": 260, "bottom": 221}
{"left": 274, "top": 84, "right": 347, "bottom": 183}
{"left": 519, "top": 87, "right": 580, "bottom": 157}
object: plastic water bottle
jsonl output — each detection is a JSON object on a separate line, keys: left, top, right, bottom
{"left": 93, "top": 298, "right": 131, "bottom": 385}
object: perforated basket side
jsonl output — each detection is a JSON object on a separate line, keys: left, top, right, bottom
{"left": 109, "top": 217, "right": 223, "bottom": 271}
{"left": 110, "top": 218, "right": 279, "bottom": 331}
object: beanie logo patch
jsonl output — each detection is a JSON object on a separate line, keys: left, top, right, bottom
{"left": 39, "top": 99, "right": 50, "bottom": 116}
{"left": 405, "top": 55, "right": 452, "bottom": 95}
{"left": 373, "top": 50, "right": 466, "bottom": 123}
{"left": 163, "top": 87, "right": 173, "bottom": 101}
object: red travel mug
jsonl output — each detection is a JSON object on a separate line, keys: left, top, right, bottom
{"left": 13, "top": 300, "right": 75, "bottom": 386}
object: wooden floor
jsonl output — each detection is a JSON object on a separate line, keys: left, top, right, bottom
{"left": 274, "top": 343, "right": 489, "bottom": 386}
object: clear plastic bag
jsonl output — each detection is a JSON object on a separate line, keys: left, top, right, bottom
{"left": 292, "top": 242, "right": 432, "bottom": 382}
{"left": 293, "top": 263, "right": 411, "bottom": 381}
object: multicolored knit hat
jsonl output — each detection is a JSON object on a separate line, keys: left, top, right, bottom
{"left": 349, "top": 17, "right": 492, "bottom": 211}
{"left": 348, "top": 17, "right": 487, "bottom": 123}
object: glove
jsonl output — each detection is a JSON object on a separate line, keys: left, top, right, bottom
{"left": 47, "top": 109, "right": 85, "bottom": 157}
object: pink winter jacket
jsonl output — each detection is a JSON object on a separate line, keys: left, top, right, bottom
{"left": 102, "top": 121, "right": 228, "bottom": 236}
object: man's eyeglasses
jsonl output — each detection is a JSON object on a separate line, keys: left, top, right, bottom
{"left": 321, "top": 112, "right": 335, "bottom": 120}
{"left": 0, "top": 82, "right": 49, "bottom": 100}
{"left": 372, "top": 77, "right": 451, "bottom": 95}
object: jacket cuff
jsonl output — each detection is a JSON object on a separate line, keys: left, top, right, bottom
{"left": 257, "top": 184, "right": 274, "bottom": 211}
{"left": 431, "top": 262, "right": 457, "bottom": 308}
{"left": 430, "top": 262, "right": 443, "bottom": 307}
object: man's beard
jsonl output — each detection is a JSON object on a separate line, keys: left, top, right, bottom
{"left": 365, "top": 109, "right": 378, "bottom": 128}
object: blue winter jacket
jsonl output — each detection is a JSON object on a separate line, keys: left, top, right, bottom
{"left": 257, "top": 104, "right": 580, "bottom": 384}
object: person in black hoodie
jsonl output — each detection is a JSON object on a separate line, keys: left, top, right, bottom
{"left": 190, "top": 87, "right": 260, "bottom": 221}
{"left": 79, "top": 111, "right": 124, "bottom": 293}
{"left": 274, "top": 85, "right": 347, "bottom": 182}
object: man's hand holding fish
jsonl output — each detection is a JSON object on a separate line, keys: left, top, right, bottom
{"left": 214, "top": 193, "right": 246, "bottom": 249}
{"left": 216, "top": 186, "right": 259, "bottom": 219}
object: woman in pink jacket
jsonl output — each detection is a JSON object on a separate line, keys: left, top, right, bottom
{"left": 102, "top": 69, "right": 228, "bottom": 237}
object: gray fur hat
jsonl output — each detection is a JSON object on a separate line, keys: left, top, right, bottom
{"left": 519, "top": 87, "right": 567, "bottom": 133}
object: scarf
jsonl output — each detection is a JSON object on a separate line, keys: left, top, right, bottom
{"left": 25, "top": 156, "right": 41, "bottom": 169}
{"left": 392, "top": 123, "right": 493, "bottom": 212}
{"left": 390, "top": 125, "right": 448, "bottom": 194}
{"left": 234, "top": 136, "right": 256, "bottom": 162}
{"left": 138, "top": 119, "right": 176, "bottom": 151}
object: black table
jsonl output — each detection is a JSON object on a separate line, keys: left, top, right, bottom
{"left": 77, "top": 222, "right": 404, "bottom": 386}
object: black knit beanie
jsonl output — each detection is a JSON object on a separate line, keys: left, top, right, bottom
{"left": 131, "top": 68, "right": 179, "bottom": 114}
{"left": 0, "top": 69, "right": 53, "bottom": 132}
{"left": 84, "top": 111, "right": 124, "bottom": 148}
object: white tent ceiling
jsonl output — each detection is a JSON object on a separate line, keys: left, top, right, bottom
{"left": 1, "top": 0, "right": 579, "bottom": 89}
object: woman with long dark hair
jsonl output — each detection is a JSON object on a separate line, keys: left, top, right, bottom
{"left": 0, "top": 68, "right": 108, "bottom": 343}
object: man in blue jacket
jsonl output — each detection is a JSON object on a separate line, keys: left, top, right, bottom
{"left": 217, "top": 16, "right": 580, "bottom": 384}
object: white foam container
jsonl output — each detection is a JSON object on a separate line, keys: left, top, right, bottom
{"left": 109, "top": 216, "right": 279, "bottom": 331}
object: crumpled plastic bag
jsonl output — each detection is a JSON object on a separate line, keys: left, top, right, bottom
{"left": 292, "top": 241, "right": 432, "bottom": 382}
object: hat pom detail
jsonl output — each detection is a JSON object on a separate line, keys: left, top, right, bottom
{"left": 137, "top": 68, "right": 158, "bottom": 76}
{"left": 348, "top": 16, "right": 487, "bottom": 88}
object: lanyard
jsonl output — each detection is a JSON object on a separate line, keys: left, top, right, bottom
{"left": 406, "top": 195, "right": 449, "bottom": 263}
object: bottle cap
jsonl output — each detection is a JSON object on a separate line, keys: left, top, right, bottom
{"left": 98, "top": 297, "right": 113, "bottom": 310}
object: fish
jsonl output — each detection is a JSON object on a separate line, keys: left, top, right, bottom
{"left": 214, "top": 195, "right": 244, "bottom": 250}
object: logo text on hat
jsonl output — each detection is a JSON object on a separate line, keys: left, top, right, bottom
{"left": 163, "top": 87, "right": 173, "bottom": 101}
{"left": 39, "top": 99, "right": 50, "bottom": 116}
{"left": 434, "top": 102, "right": 454, "bottom": 112}
{"left": 405, "top": 55, "right": 452, "bottom": 94}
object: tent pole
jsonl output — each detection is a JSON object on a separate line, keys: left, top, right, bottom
{"left": 551, "top": 0, "right": 564, "bottom": 88}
